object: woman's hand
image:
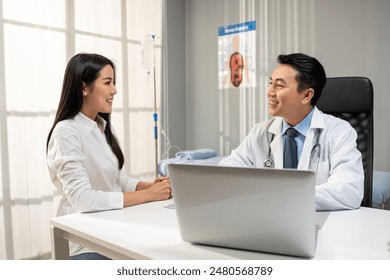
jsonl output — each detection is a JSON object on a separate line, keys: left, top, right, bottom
{"left": 125, "top": 177, "right": 171, "bottom": 207}
{"left": 146, "top": 177, "right": 172, "bottom": 201}
{"left": 154, "top": 176, "right": 169, "bottom": 184}
{"left": 136, "top": 176, "right": 169, "bottom": 190}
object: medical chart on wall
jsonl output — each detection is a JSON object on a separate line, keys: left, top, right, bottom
{"left": 218, "top": 20, "right": 256, "bottom": 89}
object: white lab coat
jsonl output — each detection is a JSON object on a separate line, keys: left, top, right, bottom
{"left": 219, "top": 107, "right": 364, "bottom": 211}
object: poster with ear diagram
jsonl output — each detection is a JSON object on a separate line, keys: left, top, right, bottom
{"left": 218, "top": 20, "right": 256, "bottom": 89}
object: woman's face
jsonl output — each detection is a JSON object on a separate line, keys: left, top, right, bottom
{"left": 81, "top": 65, "right": 117, "bottom": 120}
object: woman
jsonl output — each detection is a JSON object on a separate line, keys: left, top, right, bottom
{"left": 46, "top": 53, "right": 171, "bottom": 260}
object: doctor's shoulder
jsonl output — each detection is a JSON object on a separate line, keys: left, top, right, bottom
{"left": 321, "top": 113, "right": 356, "bottom": 136}
{"left": 249, "top": 118, "right": 281, "bottom": 135}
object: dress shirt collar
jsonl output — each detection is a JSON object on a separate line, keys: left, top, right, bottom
{"left": 282, "top": 107, "right": 315, "bottom": 137}
{"left": 75, "top": 112, "right": 107, "bottom": 134}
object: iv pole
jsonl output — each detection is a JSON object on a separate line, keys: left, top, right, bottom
{"left": 142, "top": 35, "right": 158, "bottom": 177}
{"left": 152, "top": 38, "right": 158, "bottom": 178}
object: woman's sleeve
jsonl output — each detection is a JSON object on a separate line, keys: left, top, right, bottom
{"left": 119, "top": 170, "right": 140, "bottom": 192}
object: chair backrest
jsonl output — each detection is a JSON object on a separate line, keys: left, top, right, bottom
{"left": 316, "top": 77, "right": 374, "bottom": 207}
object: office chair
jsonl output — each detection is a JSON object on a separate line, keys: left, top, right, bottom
{"left": 316, "top": 77, "right": 374, "bottom": 207}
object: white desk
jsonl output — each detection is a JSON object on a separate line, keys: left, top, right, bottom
{"left": 50, "top": 200, "right": 390, "bottom": 260}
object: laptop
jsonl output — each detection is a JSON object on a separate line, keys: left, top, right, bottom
{"left": 168, "top": 163, "right": 318, "bottom": 258}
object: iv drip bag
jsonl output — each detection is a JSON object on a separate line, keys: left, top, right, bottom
{"left": 141, "top": 36, "right": 155, "bottom": 69}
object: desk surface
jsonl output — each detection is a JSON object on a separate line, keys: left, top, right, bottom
{"left": 50, "top": 200, "right": 390, "bottom": 260}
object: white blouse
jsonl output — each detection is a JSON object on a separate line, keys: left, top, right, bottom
{"left": 47, "top": 112, "right": 139, "bottom": 215}
{"left": 47, "top": 113, "right": 139, "bottom": 255}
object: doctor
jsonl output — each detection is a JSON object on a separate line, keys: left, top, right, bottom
{"left": 219, "top": 53, "right": 364, "bottom": 211}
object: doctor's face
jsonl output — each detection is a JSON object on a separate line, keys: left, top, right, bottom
{"left": 267, "top": 64, "right": 311, "bottom": 125}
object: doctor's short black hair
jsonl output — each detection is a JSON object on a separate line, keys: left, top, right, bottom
{"left": 277, "top": 53, "right": 327, "bottom": 106}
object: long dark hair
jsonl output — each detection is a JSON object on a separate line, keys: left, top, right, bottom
{"left": 46, "top": 53, "right": 124, "bottom": 169}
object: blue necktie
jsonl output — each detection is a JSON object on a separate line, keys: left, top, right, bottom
{"left": 284, "top": 127, "right": 299, "bottom": 169}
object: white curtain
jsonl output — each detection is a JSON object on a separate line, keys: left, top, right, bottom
{"left": 0, "top": 0, "right": 162, "bottom": 260}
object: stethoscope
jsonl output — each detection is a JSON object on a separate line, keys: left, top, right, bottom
{"left": 263, "top": 122, "right": 322, "bottom": 172}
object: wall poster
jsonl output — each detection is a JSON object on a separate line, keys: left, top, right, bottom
{"left": 218, "top": 21, "right": 256, "bottom": 89}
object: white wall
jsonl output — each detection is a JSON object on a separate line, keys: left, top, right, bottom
{"left": 162, "top": 0, "right": 187, "bottom": 158}
{"left": 314, "top": 0, "right": 390, "bottom": 171}
{"left": 165, "top": 0, "right": 390, "bottom": 171}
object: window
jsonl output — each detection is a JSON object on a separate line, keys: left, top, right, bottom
{"left": 0, "top": 0, "right": 162, "bottom": 259}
